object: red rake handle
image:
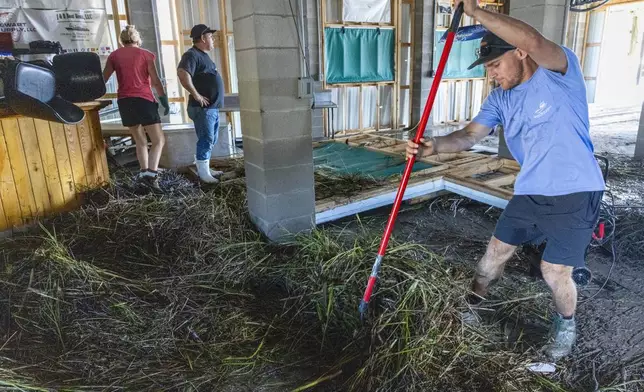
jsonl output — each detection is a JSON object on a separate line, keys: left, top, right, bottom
{"left": 359, "top": 3, "right": 465, "bottom": 318}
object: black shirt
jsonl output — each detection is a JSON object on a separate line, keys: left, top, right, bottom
{"left": 177, "top": 46, "right": 224, "bottom": 109}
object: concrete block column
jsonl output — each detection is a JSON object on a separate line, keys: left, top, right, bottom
{"left": 635, "top": 101, "right": 644, "bottom": 160}
{"left": 126, "top": 0, "right": 161, "bottom": 62}
{"left": 510, "top": 0, "right": 567, "bottom": 45}
{"left": 231, "top": 0, "right": 316, "bottom": 242}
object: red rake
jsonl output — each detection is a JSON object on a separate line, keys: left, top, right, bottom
{"left": 358, "top": 2, "right": 466, "bottom": 320}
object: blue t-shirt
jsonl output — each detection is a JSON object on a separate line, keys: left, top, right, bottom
{"left": 473, "top": 46, "right": 605, "bottom": 196}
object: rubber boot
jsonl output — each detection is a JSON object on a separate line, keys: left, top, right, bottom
{"left": 195, "top": 159, "right": 219, "bottom": 184}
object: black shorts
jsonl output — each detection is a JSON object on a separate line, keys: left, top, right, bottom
{"left": 494, "top": 192, "right": 603, "bottom": 268}
{"left": 117, "top": 97, "right": 161, "bottom": 127}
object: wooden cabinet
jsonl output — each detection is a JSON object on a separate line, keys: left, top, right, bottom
{"left": 0, "top": 101, "right": 110, "bottom": 232}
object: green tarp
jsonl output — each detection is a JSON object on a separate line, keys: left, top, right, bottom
{"left": 313, "top": 142, "right": 433, "bottom": 180}
{"left": 324, "top": 27, "right": 395, "bottom": 84}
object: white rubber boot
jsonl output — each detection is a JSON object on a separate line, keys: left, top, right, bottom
{"left": 195, "top": 159, "right": 219, "bottom": 184}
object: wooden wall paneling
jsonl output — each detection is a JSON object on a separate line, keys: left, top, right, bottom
{"left": 87, "top": 111, "right": 109, "bottom": 183}
{"left": 0, "top": 181, "right": 6, "bottom": 229}
{"left": 1, "top": 119, "right": 38, "bottom": 221}
{"left": 33, "top": 119, "right": 66, "bottom": 212}
{"left": 0, "top": 123, "right": 19, "bottom": 228}
{"left": 77, "top": 118, "right": 99, "bottom": 186}
{"left": 64, "top": 123, "right": 88, "bottom": 191}
{"left": 17, "top": 118, "right": 51, "bottom": 215}
{"left": 49, "top": 122, "right": 77, "bottom": 207}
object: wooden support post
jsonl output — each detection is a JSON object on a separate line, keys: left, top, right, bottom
{"left": 124, "top": 0, "right": 131, "bottom": 23}
{"left": 172, "top": 0, "right": 188, "bottom": 121}
{"left": 198, "top": 0, "right": 206, "bottom": 23}
{"left": 111, "top": 0, "right": 122, "bottom": 47}
{"left": 219, "top": 0, "right": 232, "bottom": 94}
{"left": 393, "top": 0, "right": 400, "bottom": 130}
{"left": 408, "top": 0, "right": 415, "bottom": 128}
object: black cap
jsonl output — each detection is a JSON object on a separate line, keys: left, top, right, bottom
{"left": 467, "top": 32, "right": 515, "bottom": 70}
{"left": 190, "top": 24, "right": 216, "bottom": 39}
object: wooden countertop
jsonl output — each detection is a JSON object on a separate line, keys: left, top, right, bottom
{"left": 0, "top": 100, "right": 112, "bottom": 120}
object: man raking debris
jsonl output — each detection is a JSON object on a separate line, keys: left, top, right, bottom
{"left": 406, "top": 0, "right": 605, "bottom": 362}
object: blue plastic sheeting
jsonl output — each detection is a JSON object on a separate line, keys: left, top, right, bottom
{"left": 324, "top": 27, "right": 395, "bottom": 84}
{"left": 313, "top": 142, "right": 433, "bottom": 179}
{"left": 433, "top": 25, "right": 486, "bottom": 79}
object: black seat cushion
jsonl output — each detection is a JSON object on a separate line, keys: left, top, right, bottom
{"left": 53, "top": 52, "right": 106, "bottom": 103}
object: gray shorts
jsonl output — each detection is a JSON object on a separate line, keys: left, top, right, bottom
{"left": 494, "top": 192, "right": 603, "bottom": 268}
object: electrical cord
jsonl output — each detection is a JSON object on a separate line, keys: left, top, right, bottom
{"left": 580, "top": 189, "right": 618, "bottom": 304}
{"left": 570, "top": 0, "right": 610, "bottom": 12}
{"left": 288, "top": 0, "right": 312, "bottom": 79}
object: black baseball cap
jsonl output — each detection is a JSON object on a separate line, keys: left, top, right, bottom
{"left": 467, "top": 32, "right": 516, "bottom": 70}
{"left": 190, "top": 24, "right": 216, "bottom": 38}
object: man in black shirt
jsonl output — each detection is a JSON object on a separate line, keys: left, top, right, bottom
{"left": 177, "top": 24, "right": 225, "bottom": 184}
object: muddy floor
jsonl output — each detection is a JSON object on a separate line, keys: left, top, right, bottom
{"left": 368, "top": 115, "right": 644, "bottom": 390}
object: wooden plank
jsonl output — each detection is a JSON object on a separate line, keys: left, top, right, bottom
{"left": 174, "top": 0, "right": 186, "bottom": 57}
{"left": 408, "top": 0, "right": 415, "bottom": 127}
{"left": 405, "top": 190, "right": 449, "bottom": 205}
{"left": 580, "top": 12, "right": 591, "bottom": 67}
{"left": 18, "top": 118, "right": 52, "bottom": 215}
{"left": 382, "top": 143, "right": 408, "bottom": 153}
{"left": 409, "top": 164, "right": 450, "bottom": 178}
{"left": 64, "top": 123, "right": 88, "bottom": 189}
{"left": 50, "top": 122, "right": 78, "bottom": 206}
{"left": 0, "top": 122, "right": 20, "bottom": 229}
{"left": 33, "top": 119, "right": 66, "bottom": 212}
{"left": 1, "top": 119, "right": 37, "bottom": 221}
{"left": 483, "top": 173, "right": 517, "bottom": 187}
{"left": 501, "top": 158, "right": 521, "bottom": 170}
{"left": 111, "top": 0, "right": 122, "bottom": 48}
{"left": 443, "top": 155, "right": 490, "bottom": 166}
{"left": 446, "top": 158, "right": 504, "bottom": 178}
{"left": 198, "top": 0, "right": 206, "bottom": 23}
{"left": 219, "top": 0, "right": 232, "bottom": 94}
{"left": 0, "top": 182, "right": 7, "bottom": 230}
{"left": 445, "top": 175, "right": 514, "bottom": 200}
{"left": 84, "top": 110, "right": 108, "bottom": 184}
{"left": 320, "top": 0, "right": 327, "bottom": 90}
{"left": 124, "top": 0, "right": 131, "bottom": 22}
{"left": 77, "top": 118, "right": 99, "bottom": 186}
{"left": 393, "top": 0, "right": 400, "bottom": 130}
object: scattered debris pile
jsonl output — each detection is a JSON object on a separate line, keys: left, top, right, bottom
{"left": 1, "top": 171, "right": 565, "bottom": 391}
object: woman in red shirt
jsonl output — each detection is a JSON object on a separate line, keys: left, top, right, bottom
{"left": 103, "top": 25, "right": 170, "bottom": 190}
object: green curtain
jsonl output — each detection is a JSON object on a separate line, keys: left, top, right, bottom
{"left": 325, "top": 27, "right": 395, "bottom": 84}
{"left": 433, "top": 29, "right": 485, "bottom": 79}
